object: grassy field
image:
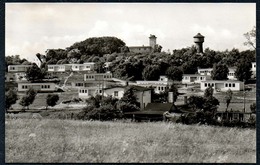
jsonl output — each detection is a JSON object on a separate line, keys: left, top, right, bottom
{"left": 5, "top": 118, "right": 256, "bottom": 163}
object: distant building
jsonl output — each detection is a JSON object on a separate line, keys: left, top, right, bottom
{"left": 193, "top": 33, "right": 204, "bottom": 53}
{"left": 135, "top": 75, "right": 173, "bottom": 94}
{"left": 78, "top": 85, "right": 152, "bottom": 110}
{"left": 84, "top": 73, "right": 113, "bottom": 81}
{"left": 17, "top": 82, "right": 56, "bottom": 92}
{"left": 200, "top": 80, "right": 244, "bottom": 91}
{"left": 198, "top": 68, "right": 213, "bottom": 76}
{"left": 128, "top": 34, "right": 157, "bottom": 53}
{"left": 227, "top": 68, "right": 237, "bottom": 80}
{"left": 47, "top": 62, "right": 95, "bottom": 72}
{"left": 182, "top": 74, "right": 210, "bottom": 84}
{"left": 8, "top": 65, "right": 32, "bottom": 73}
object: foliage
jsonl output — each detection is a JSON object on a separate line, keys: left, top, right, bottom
{"left": 46, "top": 94, "right": 59, "bottom": 109}
{"left": 83, "top": 95, "right": 121, "bottom": 120}
{"left": 142, "top": 64, "right": 161, "bottom": 80}
{"left": 165, "top": 66, "right": 183, "bottom": 81}
{"left": 118, "top": 87, "right": 140, "bottom": 113}
{"left": 5, "top": 88, "right": 18, "bottom": 110}
{"left": 68, "top": 36, "right": 126, "bottom": 55}
{"left": 94, "top": 61, "right": 106, "bottom": 73}
{"left": 19, "top": 88, "right": 37, "bottom": 110}
{"left": 187, "top": 96, "right": 205, "bottom": 110}
{"left": 235, "top": 60, "right": 252, "bottom": 82}
{"left": 243, "top": 26, "right": 256, "bottom": 50}
{"left": 224, "top": 89, "right": 233, "bottom": 111}
{"left": 25, "top": 63, "right": 45, "bottom": 82}
{"left": 5, "top": 55, "right": 28, "bottom": 71}
{"left": 211, "top": 62, "right": 229, "bottom": 80}
{"left": 250, "top": 102, "right": 256, "bottom": 113}
{"left": 204, "top": 86, "right": 214, "bottom": 98}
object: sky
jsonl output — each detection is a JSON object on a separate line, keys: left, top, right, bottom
{"left": 6, "top": 3, "right": 256, "bottom": 61}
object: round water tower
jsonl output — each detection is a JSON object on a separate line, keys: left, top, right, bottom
{"left": 193, "top": 33, "right": 204, "bottom": 53}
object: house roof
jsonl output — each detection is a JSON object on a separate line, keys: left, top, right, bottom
{"left": 201, "top": 80, "right": 243, "bottom": 83}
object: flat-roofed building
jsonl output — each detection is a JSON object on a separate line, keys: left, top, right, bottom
{"left": 182, "top": 74, "right": 209, "bottom": 84}
{"left": 200, "top": 80, "right": 244, "bottom": 91}
{"left": 18, "top": 82, "right": 56, "bottom": 92}
{"left": 8, "top": 65, "right": 32, "bottom": 73}
{"left": 48, "top": 64, "right": 72, "bottom": 72}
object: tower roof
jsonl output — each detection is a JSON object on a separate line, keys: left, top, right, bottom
{"left": 193, "top": 33, "right": 204, "bottom": 38}
{"left": 149, "top": 34, "right": 157, "bottom": 38}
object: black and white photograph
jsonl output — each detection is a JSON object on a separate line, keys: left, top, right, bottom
{"left": 4, "top": 2, "right": 256, "bottom": 163}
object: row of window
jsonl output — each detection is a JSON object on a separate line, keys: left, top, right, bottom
{"left": 85, "top": 75, "right": 112, "bottom": 79}
{"left": 204, "top": 83, "right": 236, "bottom": 88}
{"left": 183, "top": 77, "right": 205, "bottom": 80}
{"left": 75, "top": 83, "right": 84, "bottom": 86}
{"left": 21, "top": 85, "right": 51, "bottom": 89}
{"left": 228, "top": 73, "right": 235, "bottom": 76}
{"left": 157, "top": 86, "right": 169, "bottom": 91}
{"left": 79, "top": 89, "right": 103, "bottom": 94}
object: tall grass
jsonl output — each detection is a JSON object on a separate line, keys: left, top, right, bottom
{"left": 5, "top": 119, "right": 256, "bottom": 163}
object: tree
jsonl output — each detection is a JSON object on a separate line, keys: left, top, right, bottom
{"left": 165, "top": 66, "right": 183, "bottom": 81}
{"left": 142, "top": 65, "right": 161, "bottom": 80}
{"left": 203, "top": 86, "right": 219, "bottom": 113}
{"left": 118, "top": 87, "right": 140, "bottom": 113}
{"left": 46, "top": 94, "right": 59, "bottom": 109}
{"left": 235, "top": 60, "right": 252, "bottom": 82}
{"left": 19, "top": 88, "right": 37, "bottom": 110}
{"left": 153, "top": 44, "right": 162, "bottom": 53}
{"left": 244, "top": 26, "right": 256, "bottom": 50}
{"left": 187, "top": 95, "right": 205, "bottom": 110}
{"left": 204, "top": 86, "right": 214, "bottom": 98}
{"left": 250, "top": 102, "right": 256, "bottom": 113}
{"left": 211, "top": 63, "right": 229, "bottom": 80}
{"left": 94, "top": 62, "right": 106, "bottom": 73}
{"left": 224, "top": 89, "right": 233, "bottom": 111}
{"left": 5, "top": 89, "right": 18, "bottom": 111}
{"left": 25, "top": 63, "right": 44, "bottom": 82}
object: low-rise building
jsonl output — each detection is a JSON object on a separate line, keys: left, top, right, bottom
{"left": 84, "top": 73, "right": 113, "bottom": 81}
{"left": 200, "top": 80, "right": 244, "bottom": 91}
{"left": 227, "top": 68, "right": 237, "bottom": 80}
{"left": 198, "top": 68, "right": 213, "bottom": 76}
{"left": 17, "top": 82, "right": 56, "bottom": 92}
{"left": 48, "top": 64, "right": 72, "bottom": 72}
{"left": 182, "top": 74, "right": 209, "bottom": 84}
{"left": 8, "top": 65, "right": 32, "bottom": 73}
{"left": 135, "top": 76, "right": 173, "bottom": 94}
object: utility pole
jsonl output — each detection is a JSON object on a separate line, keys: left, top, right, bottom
{"left": 243, "top": 79, "right": 246, "bottom": 113}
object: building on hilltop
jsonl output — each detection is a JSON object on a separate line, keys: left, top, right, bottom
{"left": 128, "top": 34, "right": 157, "bottom": 53}
{"left": 200, "top": 80, "right": 244, "bottom": 91}
{"left": 193, "top": 33, "right": 204, "bottom": 53}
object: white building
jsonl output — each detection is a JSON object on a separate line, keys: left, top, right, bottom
{"left": 198, "top": 68, "right": 213, "bottom": 76}
{"left": 227, "top": 68, "right": 237, "bottom": 80}
{"left": 8, "top": 65, "right": 32, "bottom": 72}
{"left": 182, "top": 74, "right": 209, "bottom": 84}
{"left": 200, "top": 80, "right": 244, "bottom": 91}
{"left": 18, "top": 82, "right": 56, "bottom": 92}
{"left": 47, "top": 62, "right": 95, "bottom": 72}
{"left": 78, "top": 85, "right": 152, "bottom": 109}
{"left": 84, "top": 73, "right": 113, "bottom": 81}
{"left": 48, "top": 64, "right": 71, "bottom": 72}
{"left": 135, "top": 76, "right": 173, "bottom": 94}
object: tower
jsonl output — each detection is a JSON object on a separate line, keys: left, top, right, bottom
{"left": 193, "top": 33, "right": 204, "bottom": 53}
{"left": 149, "top": 34, "right": 157, "bottom": 49}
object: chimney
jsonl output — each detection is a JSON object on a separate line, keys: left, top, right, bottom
{"left": 168, "top": 92, "right": 174, "bottom": 103}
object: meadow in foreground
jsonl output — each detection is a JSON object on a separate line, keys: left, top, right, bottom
{"left": 5, "top": 118, "right": 256, "bottom": 163}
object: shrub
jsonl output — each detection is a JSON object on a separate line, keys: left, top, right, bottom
{"left": 46, "top": 94, "right": 59, "bottom": 109}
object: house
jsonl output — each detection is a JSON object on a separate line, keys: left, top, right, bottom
{"left": 70, "top": 62, "right": 95, "bottom": 71}
{"left": 48, "top": 64, "right": 72, "bottom": 72}
{"left": 17, "top": 82, "right": 56, "bottom": 92}
{"left": 200, "top": 80, "right": 244, "bottom": 91}
{"left": 227, "top": 68, "right": 237, "bottom": 80}
{"left": 47, "top": 62, "right": 95, "bottom": 72}
{"left": 197, "top": 68, "right": 213, "bottom": 76}
{"left": 5, "top": 72, "right": 27, "bottom": 82}
{"left": 8, "top": 65, "right": 32, "bottom": 72}
{"left": 84, "top": 73, "right": 113, "bottom": 81}
{"left": 198, "top": 67, "right": 237, "bottom": 80}
{"left": 128, "top": 34, "right": 157, "bottom": 53}
{"left": 182, "top": 74, "right": 209, "bottom": 84}
{"left": 78, "top": 85, "right": 152, "bottom": 110}
{"left": 135, "top": 75, "right": 173, "bottom": 93}
{"left": 124, "top": 103, "right": 184, "bottom": 121}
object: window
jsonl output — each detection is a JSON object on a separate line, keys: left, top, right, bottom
{"left": 212, "top": 83, "right": 214, "bottom": 87}
{"left": 85, "top": 90, "right": 88, "bottom": 93}
{"left": 232, "top": 83, "right": 235, "bottom": 87}
{"left": 225, "top": 83, "right": 228, "bottom": 87}
{"left": 158, "top": 87, "right": 161, "bottom": 90}
{"left": 229, "top": 83, "right": 231, "bottom": 87}
{"left": 205, "top": 83, "right": 207, "bottom": 87}
{"left": 114, "top": 91, "right": 118, "bottom": 97}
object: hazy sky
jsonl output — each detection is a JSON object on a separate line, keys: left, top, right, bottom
{"left": 6, "top": 3, "right": 256, "bottom": 60}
